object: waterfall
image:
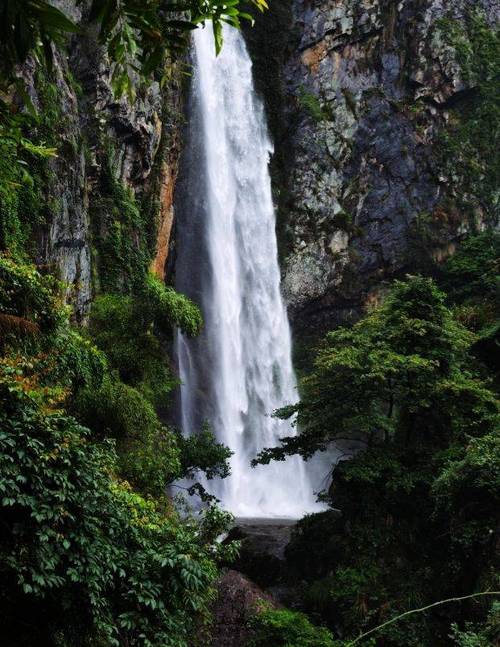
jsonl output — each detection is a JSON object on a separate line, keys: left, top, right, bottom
{"left": 175, "top": 25, "right": 323, "bottom": 518}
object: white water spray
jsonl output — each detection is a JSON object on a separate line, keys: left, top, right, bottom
{"left": 175, "top": 25, "right": 323, "bottom": 518}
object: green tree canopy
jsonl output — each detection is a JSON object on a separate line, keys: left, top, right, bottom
{"left": 255, "top": 277, "right": 497, "bottom": 464}
{"left": 265, "top": 277, "right": 499, "bottom": 645}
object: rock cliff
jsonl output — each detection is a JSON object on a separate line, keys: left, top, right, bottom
{"left": 20, "top": 0, "right": 183, "bottom": 321}
{"left": 245, "top": 0, "right": 499, "bottom": 336}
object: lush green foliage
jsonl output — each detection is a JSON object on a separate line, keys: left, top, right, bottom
{"left": 178, "top": 423, "right": 232, "bottom": 481}
{"left": 442, "top": 232, "right": 500, "bottom": 309}
{"left": 440, "top": 232, "right": 500, "bottom": 372}
{"left": 0, "top": 0, "right": 269, "bottom": 101}
{"left": 0, "top": 254, "right": 107, "bottom": 389}
{"left": 74, "top": 375, "right": 181, "bottom": 497}
{"left": 74, "top": 275, "right": 227, "bottom": 501}
{"left": 0, "top": 366, "right": 229, "bottom": 646}
{"left": 0, "top": 254, "right": 64, "bottom": 332}
{"left": 0, "top": 0, "right": 78, "bottom": 85}
{"left": 248, "top": 606, "right": 336, "bottom": 647}
{"left": 0, "top": 255, "right": 233, "bottom": 645}
{"left": 0, "top": 116, "right": 57, "bottom": 256}
{"left": 450, "top": 602, "right": 500, "bottom": 646}
{"left": 143, "top": 273, "right": 203, "bottom": 338}
{"left": 88, "top": 292, "right": 175, "bottom": 407}
{"left": 0, "top": 57, "right": 73, "bottom": 261}
{"left": 256, "top": 277, "right": 495, "bottom": 462}
{"left": 88, "top": 0, "right": 269, "bottom": 98}
{"left": 257, "top": 274, "right": 499, "bottom": 646}
{"left": 87, "top": 273, "right": 200, "bottom": 396}
{"left": 176, "top": 424, "right": 233, "bottom": 501}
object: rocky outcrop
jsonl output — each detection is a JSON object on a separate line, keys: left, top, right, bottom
{"left": 211, "top": 569, "right": 274, "bottom": 647}
{"left": 224, "top": 519, "right": 296, "bottom": 589}
{"left": 247, "top": 0, "right": 499, "bottom": 335}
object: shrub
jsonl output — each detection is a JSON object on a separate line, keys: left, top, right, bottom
{"left": 0, "top": 254, "right": 66, "bottom": 335}
{"left": 74, "top": 376, "right": 182, "bottom": 496}
{"left": 441, "top": 232, "right": 500, "bottom": 310}
{"left": 178, "top": 423, "right": 233, "bottom": 481}
{"left": 143, "top": 273, "right": 203, "bottom": 338}
{"left": 89, "top": 277, "right": 202, "bottom": 410}
{"left": 248, "top": 606, "right": 336, "bottom": 647}
{"left": 0, "top": 362, "right": 229, "bottom": 646}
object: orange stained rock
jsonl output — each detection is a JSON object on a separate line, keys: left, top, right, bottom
{"left": 151, "top": 162, "right": 176, "bottom": 280}
{"left": 301, "top": 40, "right": 328, "bottom": 75}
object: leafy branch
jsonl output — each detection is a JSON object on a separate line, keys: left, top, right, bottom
{"left": 0, "top": 0, "right": 269, "bottom": 101}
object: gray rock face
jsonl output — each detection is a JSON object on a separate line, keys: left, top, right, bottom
{"left": 225, "top": 518, "right": 296, "bottom": 588}
{"left": 247, "top": 0, "right": 499, "bottom": 334}
{"left": 18, "top": 0, "right": 499, "bottom": 330}
{"left": 26, "top": 47, "right": 92, "bottom": 321}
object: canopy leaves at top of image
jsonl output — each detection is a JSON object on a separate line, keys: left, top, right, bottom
{"left": 0, "top": 0, "right": 269, "bottom": 100}
{"left": 0, "top": 0, "right": 79, "bottom": 83}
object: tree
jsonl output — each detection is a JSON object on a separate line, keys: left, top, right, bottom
{"left": 255, "top": 277, "right": 496, "bottom": 464}
{"left": 0, "top": 361, "right": 232, "bottom": 646}
{"left": 257, "top": 277, "right": 499, "bottom": 645}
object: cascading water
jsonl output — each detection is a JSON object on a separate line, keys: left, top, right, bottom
{"left": 175, "top": 25, "right": 323, "bottom": 518}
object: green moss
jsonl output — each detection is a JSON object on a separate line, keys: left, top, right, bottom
{"left": 32, "top": 63, "right": 74, "bottom": 148}
{"left": 0, "top": 128, "right": 50, "bottom": 255}
{"left": 91, "top": 148, "right": 152, "bottom": 293}
{"left": 64, "top": 66, "right": 83, "bottom": 98}
{"left": 0, "top": 138, "right": 28, "bottom": 253}
{"left": 0, "top": 59, "right": 76, "bottom": 258}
